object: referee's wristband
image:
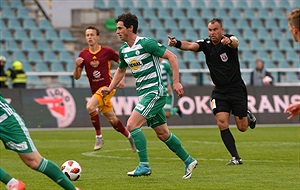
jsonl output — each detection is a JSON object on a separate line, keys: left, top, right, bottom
{"left": 173, "top": 37, "right": 182, "bottom": 48}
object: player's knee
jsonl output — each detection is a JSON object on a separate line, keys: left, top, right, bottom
{"left": 237, "top": 124, "right": 247, "bottom": 132}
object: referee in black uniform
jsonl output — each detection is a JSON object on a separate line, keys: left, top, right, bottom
{"left": 168, "top": 18, "right": 256, "bottom": 165}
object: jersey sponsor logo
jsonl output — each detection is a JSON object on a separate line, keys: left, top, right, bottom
{"left": 220, "top": 53, "right": 228, "bottom": 62}
{"left": 93, "top": 70, "right": 101, "bottom": 78}
{"left": 90, "top": 60, "right": 100, "bottom": 67}
{"left": 135, "top": 50, "right": 140, "bottom": 55}
{"left": 34, "top": 88, "right": 76, "bottom": 128}
{"left": 129, "top": 60, "right": 142, "bottom": 70}
{"left": 6, "top": 141, "right": 28, "bottom": 151}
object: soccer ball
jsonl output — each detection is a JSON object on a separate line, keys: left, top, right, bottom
{"left": 61, "top": 160, "right": 82, "bottom": 181}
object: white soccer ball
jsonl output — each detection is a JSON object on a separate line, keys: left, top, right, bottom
{"left": 61, "top": 160, "right": 82, "bottom": 181}
{"left": 262, "top": 76, "right": 272, "bottom": 85}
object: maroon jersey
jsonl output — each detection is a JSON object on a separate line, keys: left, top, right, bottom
{"left": 78, "top": 46, "right": 119, "bottom": 94}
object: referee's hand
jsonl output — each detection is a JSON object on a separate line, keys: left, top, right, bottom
{"left": 167, "top": 35, "right": 176, "bottom": 46}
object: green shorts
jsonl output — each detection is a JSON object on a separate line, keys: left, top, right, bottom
{"left": 134, "top": 93, "right": 167, "bottom": 128}
{"left": 163, "top": 94, "right": 174, "bottom": 111}
{"left": 0, "top": 112, "right": 37, "bottom": 154}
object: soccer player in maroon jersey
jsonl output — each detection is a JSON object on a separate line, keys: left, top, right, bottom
{"left": 73, "top": 26, "right": 136, "bottom": 152}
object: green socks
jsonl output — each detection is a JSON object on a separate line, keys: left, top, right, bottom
{"left": 0, "top": 167, "right": 13, "bottom": 184}
{"left": 130, "top": 128, "right": 148, "bottom": 163}
{"left": 164, "top": 132, "right": 189, "bottom": 162}
{"left": 36, "top": 158, "right": 76, "bottom": 190}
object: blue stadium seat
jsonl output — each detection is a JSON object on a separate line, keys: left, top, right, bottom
{"left": 181, "top": 73, "right": 196, "bottom": 85}
{"left": 242, "top": 50, "right": 255, "bottom": 63}
{"left": 28, "top": 51, "right": 42, "bottom": 63}
{"left": 265, "top": 18, "right": 279, "bottom": 30}
{"left": 50, "top": 63, "right": 65, "bottom": 72}
{"left": 38, "top": 19, "right": 53, "bottom": 30}
{"left": 207, "top": 0, "right": 220, "bottom": 8}
{"left": 277, "top": 60, "right": 290, "bottom": 68}
{"left": 136, "top": 0, "right": 149, "bottom": 8}
{"left": 236, "top": 19, "right": 250, "bottom": 30}
{"left": 257, "top": 8, "right": 270, "bottom": 19}
{"left": 137, "top": 17, "right": 148, "bottom": 30}
{"left": 45, "top": 29, "right": 60, "bottom": 41}
{"left": 200, "top": 9, "right": 214, "bottom": 20}
{"left": 0, "top": 28, "right": 14, "bottom": 42}
{"left": 66, "top": 62, "right": 75, "bottom": 72}
{"left": 5, "top": 40, "right": 19, "bottom": 52}
{"left": 149, "top": 18, "right": 164, "bottom": 30}
{"left": 272, "top": 28, "right": 284, "bottom": 40}
{"left": 9, "top": 0, "right": 23, "bottom": 8}
{"left": 221, "top": 0, "right": 234, "bottom": 9}
{"left": 242, "top": 29, "right": 256, "bottom": 41}
{"left": 7, "top": 18, "right": 23, "bottom": 30}
{"left": 250, "top": 18, "right": 264, "bottom": 30}
{"left": 94, "top": 0, "right": 106, "bottom": 9}
{"left": 249, "top": 39, "right": 263, "bottom": 51}
{"left": 237, "top": 38, "right": 249, "bottom": 51}
{"left": 157, "top": 8, "right": 172, "bottom": 20}
{"left": 257, "top": 29, "right": 271, "bottom": 40}
{"left": 59, "top": 29, "right": 75, "bottom": 42}
{"left": 242, "top": 8, "right": 255, "bottom": 19}
{"left": 277, "top": 0, "right": 291, "bottom": 9}
{"left": 193, "top": 19, "right": 207, "bottom": 30}
{"left": 139, "top": 29, "right": 154, "bottom": 38}
{"left": 16, "top": 7, "right": 31, "bottom": 19}
{"left": 272, "top": 9, "right": 285, "bottom": 19}
{"left": 194, "top": 0, "right": 206, "bottom": 9}
{"left": 14, "top": 29, "right": 29, "bottom": 41}
{"left": 215, "top": 9, "right": 227, "bottom": 18}
{"left": 150, "top": 0, "right": 163, "bottom": 9}
{"left": 164, "top": 18, "right": 178, "bottom": 30}
{"left": 1, "top": 7, "right": 15, "bottom": 20}
{"left": 286, "top": 50, "right": 299, "bottom": 63}
{"left": 185, "top": 29, "right": 199, "bottom": 41}
{"left": 21, "top": 61, "right": 33, "bottom": 72}
{"left": 29, "top": 29, "right": 45, "bottom": 41}
{"left": 27, "top": 75, "right": 45, "bottom": 88}
{"left": 58, "top": 75, "right": 72, "bottom": 88}
{"left": 0, "top": 19, "right": 7, "bottom": 29}
{"left": 271, "top": 51, "right": 285, "bottom": 62}
{"left": 36, "top": 40, "right": 51, "bottom": 52}
{"left": 23, "top": 18, "right": 38, "bottom": 30}
{"left": 107, "top": 0, "right": 119, "bottom": 9}
{"left": 222, "top": 18, "right": 235, "bottom": 29}
{"left": 189, "top": 60, "right": 201, "bottom": 69}
{"left": 236, "top": 0, "right": 249, "bottom": 9}
{"left": 229, "top": 9, "right": 240, "bottom": 18}
{"left": 59, "top": 51, "right": 73, "bottom": 63}
{"left": 183, "top": 51, "right": 196, "bottom": 62}
{"left": 143, "top": 8, "right": 157, "bottom": 19}
{"left": 12, "top": 51, "right": 26, "bottom": 61}
{"left": 44, "top": 50, "right": 58, "bottom": 63}
{"left": 278, "top": 19, "right": 287, "bottom": 29}
{"left": 171, "top": 8, "right": 185, "bottom": 20}
{"left": 52, "top": 40, "right": 66, "bottom": 52}
{"left": 256, "top": 50, "right": 270, "bottom": 62}
{"left": 186, "top": 9, "right": 199, "bottom": 19}
{"left": 155, "top": 28, "right": 168, "bottom": 43}
{"left": 21, "top": 39, "right": 36, "bottom": 52}
{"left": 250, "top": 0, "right": 263, "bottom": 9}
{"left": 264, "top": 39, "right": 278, "bottom": 51}
{"left": 264, "top": 0, "right": 276, "bottom": 9}
{"left": 178, "top": 0, "right": 192, "bottom": 9}
{"left": 165, "top": 0, "right": 177, "bottom": 9}
{"left": 35, "top": 62, "right": 49, "bottom": 72}
{"left": 278, "top": 40, "right": 293, "bottom": 51}
{"left": 178, "top": 18, "right": 193, "bottom": 30}
{"left": 121, "top": 0, "right": 134, "bottom": 8}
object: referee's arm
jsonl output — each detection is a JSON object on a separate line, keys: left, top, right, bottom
{"left": 167, "top": 35, "right": 199, "bottom": 52}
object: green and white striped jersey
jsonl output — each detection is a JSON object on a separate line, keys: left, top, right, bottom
{"left": 160, "top": 59, "right": 173, "bottom": 89}
{"left": 119, "top": 36, "right": 167, "bottom": 99}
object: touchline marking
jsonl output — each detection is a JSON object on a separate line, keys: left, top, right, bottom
{"left": 82, "top": 149, "right": 299, "bottom": 163}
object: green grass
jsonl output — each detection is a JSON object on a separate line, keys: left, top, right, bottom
{"left": 1, "top": 126, "right": 299, "bottom": 190}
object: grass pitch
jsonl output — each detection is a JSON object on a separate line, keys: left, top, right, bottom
{"left": 0, "top": 126, "right": 299, "bottom": 190}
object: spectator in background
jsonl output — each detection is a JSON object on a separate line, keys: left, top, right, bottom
{"left": 250, "top": 59, "right": 274, "bottom": 86}
{"left": 288, "top": 8, "right": 300, "bottom": 44}
{"left": 0, "top": 56, "right": 8, "bottom": 88}
{"left": 284, "top": 8, "right": 300, "bottom": 120}
{"left": 6, "top": 60, "right": 27, "bottom": 88}
{"left": 160, "top": 58, "right": 183, "bottom": 118}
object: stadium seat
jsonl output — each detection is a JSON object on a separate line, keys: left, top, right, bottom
{"left": 29, "top": 29, "right": 45, "bottom": 41}
{"left": 165, "top": 0, "right": 177, "bottom": 9}
{"left": 59, "top": 51, "right": 73, "bottom": 63}
{"left": 16, "top": 7, "right": 31, "bottom": 19}
{"left": 143, "top": 8, "right": 157, "bottom": 19}
{"left": 229, "top": 9, "right": 241, "bottom": 18}
{"left": 265, "top": 18, "right": 279, "bottom": 30}
{"left": 149, "top": 18, "right": 164, "bottom": 30}
{"left": 27, "top": 75, "right": 45, "bottom": 88}
{"left": 215, "top": 8, "right": 227, "bottom": 18}
{"left": 44, "top": 50, "right": 58, "bottom": 63}
{"left": 194, "top": 0, "right": 206, "bottom": 9}
{"left": 94, "top": 0, "right": 106, "bottom": 10}
{"left": 36, "top": 40, "right": 51, "bottom": 52}
{"left": 236, "top": 19, "right": 250, "bottom": 30}
{"left": 14, "top": 29, "right": 29, "bottom": 41}
{"left": 242, "top": 29, "right": 256, "bottom": 41}
{"left": 28, "top": 51, "right": 42, "bottom": 63}
{"left": 12, "top": 51, "right": 26, "bottom": 61}
{"left": 178, "top": 0, "right": 192, "bottom": 9}
{"left": 157, "top": 8, "right": 172, "bottom": 20}
{"left": 207, "top": 0, "right": 220, "bottom": 8}
{"left": 52, "top": 40, "right": 67, "bottom": 52}
{"left": 272, "top": 9, "right": 285, "bottom": 19}
{"left": 178, "top": 18, "right": 193, "bottom": 30}
{"left": 185, "top": 29, "right": 199, "bottom": 41}
{"left": 171, "top": 8, "right": 185, "bottom": 20}
{"left": 0, "top": 19, "right": 7, "bottom": 29}
{"left": 150, "top": 0, "right": 163, "bottom": 9}
{"left": 1, "top": 7, "right": 15, "bottom": 20}
{"left": 236, "top": 0, "right": 249, "bottom": 9}
{"left": 23, "top": 18, "right": 38, "bottom": 30}
{"left": 271, "top": 51, "right": 285, "bottom": 62}
{"left": 183, "top": 51, "right": 197, "bottom": 62}
{"left": 285, "top": 50, "right": 299, "bottom": 63}
{"left": 250, "top": 18, "right": 264, "bottom": 30}
{"left": 155, "top": 28, "right": 168, "bottom": 43}
{"left": 250, "top": 0, "right": 263, "bottom": 9}
{"left": 21, "top": 61, "right": 33, "bottom": 72}
{"left": 257, "top": 28, "right": 271, "bottom": 40}
{"left": 242, "top": 8, "right": 255, "bottom": 19}
{"left": 9, "top": 0, "right": 23, "bottom": 8}
{"left": 264, "top": 39, "right": 278, "bottom": 51}
{"left": 200, "top": 9, "right": 214, "bottom": 20}
{"left": 277, "top": 60, "right": 290, "bottom": 68}
{"left": 121, "top": 0, "right": 134, "bottom": 8}
{"left": 45, "top": 29, "right": 60, "bottom": 41}
{"left": 242, "top": 50, "right": 255, "bottom": 63}
{"left": 50, "top": 63, "right": 65, "bottom": 72}
{"left": 180, "top": 73, "right": 197, "bottom": 85}
{"left": 277, "top": 0, "right": 291, "bottom": 9}
{"left": 21, "top": 39, "right": 36, "bottom": 52}
{"left": 221, "top": 0, "right": 234, "bottom": 10}
{"left": 237, "top": 38, "right": 248, "bottom": 51}
{"left": 58, "top": 75, "right": 72, "bottom": 88}
{"left": 186, "top": 9, "right": 199, "bottom": 19}
{"left": 136, "top": 0, "right": 149, "bottom": 8}
{"left": 59, "top": 29, "right": 75, "bottom": 42}
{"left": 35, "top": 62, "right": 49, "bottom": 72}
{"left": 139, "top": 29, "right": 154, "bottom": 38}
{"left": 7, "top": 18, "right": 23, "bottom": 30}
{"left": 278, "top": 40, "right": 293, "bottom": 51}
{"left": 38, "top": 19, "right": 53, "bottom": 30}
{"left": 5, "top": 40, "right": 19, "bottom": 52}
{"left": 257, "top": 8, "right": 270, "bottom": 19}
{"left": 263, "top": 0, "right": 276, "bottom": 9}
{"left": 272, "top": 28, "right": 284, "bottom": 40}
{"left": 193, "top": 18, "right": 207, "bottom": 30}
{"left": 107, "top": 0, "right": 119, "bottom": 9}
{"left": 189, "top": 60, "right": 201, "bottom": 69}
{"left": 256, "top": 50, "right": 269, "bottom": 62}
{"left": 66, "top": 62, "right": 75, "bottom": 72}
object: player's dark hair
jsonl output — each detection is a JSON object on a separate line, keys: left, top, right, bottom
{"left": 208, "top": 18, "right": 223, "bottom": 27}
{"left": 116, "top": 12, "right": 138, "bottom": 34}
{"left": 85, "top": 26, "right": 100, "bottom": 36}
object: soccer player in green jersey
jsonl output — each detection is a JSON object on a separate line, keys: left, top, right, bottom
{"left": 101, "top": 12, "right": 197, "bottom": 179}
{"left": 160, "top": 58, "right": 183, "bottom": 118}
{"left": 0, "top": 93, "right": 80, "bottom": 190}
